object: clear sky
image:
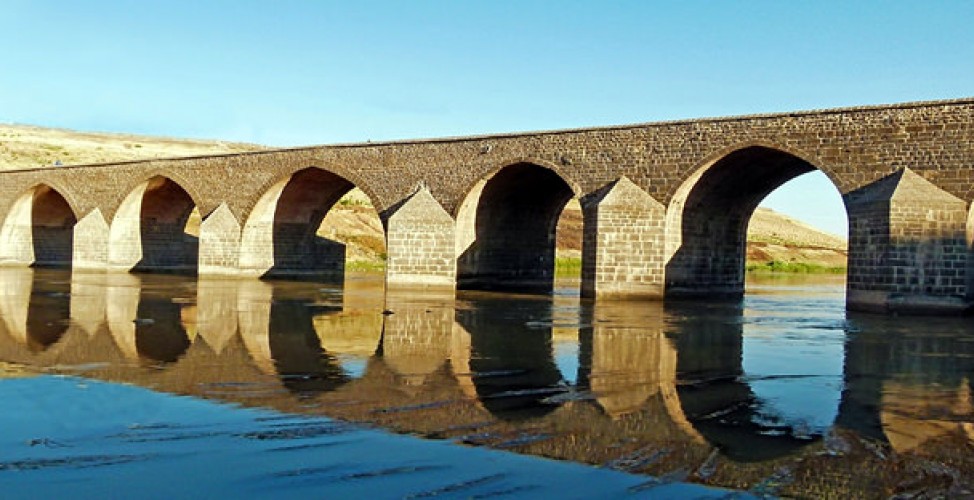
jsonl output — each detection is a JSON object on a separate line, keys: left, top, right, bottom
{"left": 2, "top": 1, "right": 972, "bottom": 237}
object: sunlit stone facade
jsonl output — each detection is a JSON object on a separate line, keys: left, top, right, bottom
{"left": 0, "top": 98, "right": 971, "bottom": 313}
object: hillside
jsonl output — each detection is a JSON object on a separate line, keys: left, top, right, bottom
{"left": 0, "top": 124, "right": 263, "bottom": 170}
{"left": 0, "top": 123, "right": 847, "bottom": 271}
{"left": 746, "top": 207, "right": 847, "bottom": 271}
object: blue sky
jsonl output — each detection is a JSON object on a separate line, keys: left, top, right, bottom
{"left": 2, "top": 1, "right": 972, "bottom": 236}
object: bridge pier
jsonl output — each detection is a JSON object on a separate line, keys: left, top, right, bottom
{"left": 198, "top": 204, "right": 242, "bottom": 277}
{"left": 384, "top": 187, "right": 456, "bottom": 290}
{"left": 846, "top": 168, "right": 971, "bottom": 314}
{"left": 73, "top": 209, "right": 110, "bottom": 271}
{"left": 581, "top": 177, "right": 666, "bottom": 299}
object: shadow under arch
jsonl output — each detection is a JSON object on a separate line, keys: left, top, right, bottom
{"left": 665, "top": 144, "right": 847, "bottom": 298}
{"left": 0, "top": 184, "right": 78, "bottom": 268}
{"left": 109, "top": 176, "right": 201, "bottom": 274}
{"left": 239, "top": 167, "right": 383, "bottom": 282}
{"left": 456, "top": 162, "right": 577, "bottom": 293}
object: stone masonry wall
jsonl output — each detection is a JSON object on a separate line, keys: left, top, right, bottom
{"left": 0, "top": 98, "right": 970, "bottom": 312}
{"left": 581, "top": 177, "right": 666, "bottom": 298}
{"left": 0, "top": 98, "right": 969, "bottom": 226}
{"left": 385, "top": 187, "right": 456, "bottom": 289}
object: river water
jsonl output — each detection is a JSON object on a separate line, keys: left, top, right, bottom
{"left": 0, "top": 269, "right": 971, "bottom": 497}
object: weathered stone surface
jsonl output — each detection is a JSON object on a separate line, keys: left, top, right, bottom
{"left": 385, "top": 186, "right": 456, "bottom": 289}
{"left": 72, "top": 209, "right": 109, "bottom": 271}
{"left": 846, "top": 168, "right": 969, "bottom": 313}
{"left": 199, "top": 203, "right": 242, "bottom": 277}
{"left": 581, "top": 176, "right": 666, "bottom": 298}
{"left": 0, "top": 98, "right": 970, "bottom": 313}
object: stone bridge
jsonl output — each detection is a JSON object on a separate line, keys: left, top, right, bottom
{"left": 0, "top": 98, "right": 972, "bottom": 313}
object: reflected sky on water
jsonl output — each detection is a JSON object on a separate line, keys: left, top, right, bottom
{"left": 0, "top": 269, "right": 971, "bottom": 496}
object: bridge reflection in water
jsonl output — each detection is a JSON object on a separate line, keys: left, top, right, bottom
{"left": 0, "top": 268, "right": 971, "bottom": 496}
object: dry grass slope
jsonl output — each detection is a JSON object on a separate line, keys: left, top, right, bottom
{"left": 0, "top": 124, "right": 263, "bottom": 170}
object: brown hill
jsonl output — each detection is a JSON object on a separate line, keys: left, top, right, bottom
{"left": 746, "top": 207, "right": 846, "bottom": 270}
{"left": 0, "top": 124, "right": 263, "bottom": 170}
{"left": 0, "top": 124, "right": 846, "bottom": 270}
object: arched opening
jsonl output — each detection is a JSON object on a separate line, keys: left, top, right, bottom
{"left": 666, "top": 146, "right": 847, "bottom": 297}
{"left": 240, "top": 168, "right": 385, "bottom": 281}
{"left": 32, "top": 186, "right": 76, "bottom": 267}
{"left": 109, "top": 176, "right": 200, "bottom": 274}
{"left": 664, "top": 146, "right": 850, "bottom": 460}
{"left": 554, "top": 199, "right": 583, "bottom": 289}
{"left": 0, "top": 185, "right": 76, "bottom": 268}
{"left": 456, "top": 163, "right": 576, "bottom": 293}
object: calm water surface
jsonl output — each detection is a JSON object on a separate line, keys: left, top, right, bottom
{"left": 1, "top": 269, "right": 972, "bottom": 497}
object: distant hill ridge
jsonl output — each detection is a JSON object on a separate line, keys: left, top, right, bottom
{"left": 0, "top": 123, "right": 847, "bottom": 271}
{"left": 749, "top": 207, "right": 845, "bottom": 250}
{"left": 0, "top": 123, "right": 263, "bottom": 170}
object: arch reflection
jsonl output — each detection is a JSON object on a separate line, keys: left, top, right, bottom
{"left": 268, "top": 298, "right": 348, "bottom": 395}
{"left": 2, "top": 268, "right": 970, "bottom": 486}
{"left": 666, "top": 300, "right": 825, "bottom": 461}
{"left": 238, "top": 279, "right": 382, "bottom": 396}
{"left": 579, "top": 301, "right": 698, "bottom": 436}
{"left": 455, "top": 295, "right": 567, "bottom": 421}
{"left": 104, "top": 274, "right": 193, "bottom": 364}
{"left": 0, "top": 268, "right": 70, "bottom": 352}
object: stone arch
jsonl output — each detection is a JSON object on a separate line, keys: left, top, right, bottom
{"left": 665, "top": 143, "right": 846, "bottom": 297}
{"left": 456, "top": 161, "right": 579, "bottom": 293}
{"left": 241, "top": 160, "right": 386, "bottom": 224}
{"left": 238, "top": 166, "right": 380, "bottom": 279}
{"left": 667, "top": 140, "right": 842, "bottom": 205}
{"left": 0, "top": 183, "right": 79, "bottom": 267}
{"left": 108, "top": 175, "right": 201, "bottom": 273}
{"left": 453, "top": 157, "right": 582, "bottom": 220}
{"left": 106, "top": 168, "right": 209, "bottom": 222}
